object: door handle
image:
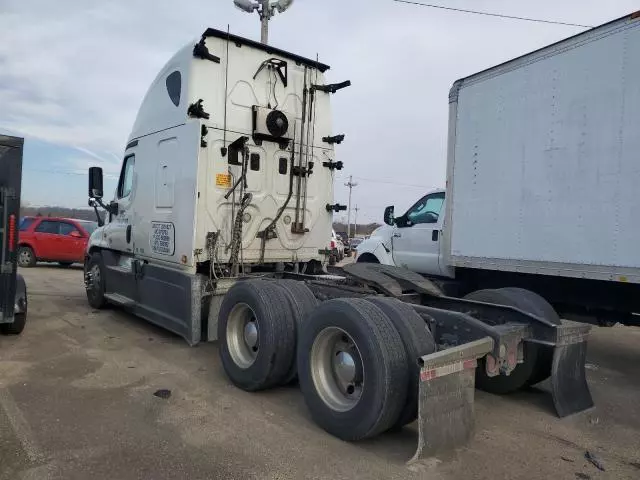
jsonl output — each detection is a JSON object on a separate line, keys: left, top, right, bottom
{"left": 393, "top": 233, "right": 402, "bottom": 238}
{"left": 126, "top": 225, "right": 132, "bottom": 244}
{"left": 432, "top": 230, "right": 439, "bottom": 242}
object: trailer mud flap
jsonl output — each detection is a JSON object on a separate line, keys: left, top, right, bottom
{"left": 548, "top": 321, "right": 593, "bottom": 418}
{"left": 410, "top": 337, "right": 493, "bottom": 462}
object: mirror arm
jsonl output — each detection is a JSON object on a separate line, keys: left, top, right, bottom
{"left": 89, "top": 197, "right": 118, "bottom": 226}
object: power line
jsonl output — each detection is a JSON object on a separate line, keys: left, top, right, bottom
{"left": 392, "top": 0, "right": 593, "bottom": 29}
{"left": 24, "top": 168, "right": 118, "bottom": 180}
{"left": 351, "top": 175, "right": 437, "bottom": 190}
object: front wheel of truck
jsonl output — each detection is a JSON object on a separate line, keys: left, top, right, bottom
{"left": 85, "top": 252, "right": 107, "bottom": 309}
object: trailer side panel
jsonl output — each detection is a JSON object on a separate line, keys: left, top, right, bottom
{"left": 448, "top": 15, "right": 640, "bottom": 284}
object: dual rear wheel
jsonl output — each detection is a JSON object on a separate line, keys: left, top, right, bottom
{"left": 218, "top": 280, "right": 559, "bottom": 441}
{"left": 218, "top": 280, "right": 436, "bottom": 441}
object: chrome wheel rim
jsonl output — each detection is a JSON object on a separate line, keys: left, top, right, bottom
{"left": 310, "top": 327, "right": 364, "bottom": 412}
{"left": 18, "top": 250, "right": 31, "bottom": 266}
{"left": 89, "top": 264, "right": 101, "bottom": 291}
{"left": 226, "top": 303, "right": 259, "bottom": 369}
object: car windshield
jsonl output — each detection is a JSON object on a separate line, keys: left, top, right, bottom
{"left": 77, "top": 220, "right": 98, "bottom": 235}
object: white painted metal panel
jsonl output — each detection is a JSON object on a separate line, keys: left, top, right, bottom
{"left": 449, "top": 16, "right": 640, "bottom": 282}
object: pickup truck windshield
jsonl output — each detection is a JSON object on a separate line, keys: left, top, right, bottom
{"left": 407, "top": 193, "right": 445, "bottom": 224}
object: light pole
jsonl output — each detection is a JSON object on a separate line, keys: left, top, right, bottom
{"left": 233, "top": 0, "right": 295, "bottom": 44}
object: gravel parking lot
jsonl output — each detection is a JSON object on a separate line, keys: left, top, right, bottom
{"left": 1, "top": 266, "right": 639, "bottom": 480}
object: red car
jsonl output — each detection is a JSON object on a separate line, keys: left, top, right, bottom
{"left": 18, "top": 217, "right": 98, "bottom": 267}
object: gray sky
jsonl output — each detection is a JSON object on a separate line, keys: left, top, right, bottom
{"left": 1, "top": 0, "right": 639, "bottom": 221}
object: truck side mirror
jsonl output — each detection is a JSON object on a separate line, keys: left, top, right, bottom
{"left": 89, "top": 167, "right": 104, "bottom": 199}
{"left": 383, "top": 206, "right": 395, "bottom": 226}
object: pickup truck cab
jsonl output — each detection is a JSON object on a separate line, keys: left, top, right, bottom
{"left": 355, "top": 189, "right": 453, "bottom": 278}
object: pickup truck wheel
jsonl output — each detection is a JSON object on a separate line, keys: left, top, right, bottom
{"left": 497, "top": 288, "right": 558, "bottom": 386}
{"left": 356, "top": 253, "right": 379, "bottom": 264}
{"left": 297, "top": 298, "right": 408, "bottom": 440}
{"left": 464, "top": 289, "right": 539, "bottom": 394}
{"left": 364, "top": 297, "right": 436, "bottom": 429}
{"left": 17, "top": 246, "right": 36, "bottom": 268}
{"left": 85, "top": 253, "right": 107, "bottom": 309}
{"left": 274, "top": 280, "right": 319, "bottom": 384}
{"left": 218, "top": 280, "right": 296, "bottom": 391}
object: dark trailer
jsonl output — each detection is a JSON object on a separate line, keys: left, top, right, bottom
{"left": 0, "top": 135, "right": 27, "bottom": 335}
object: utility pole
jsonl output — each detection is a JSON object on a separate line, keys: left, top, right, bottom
{"left": 353, "top": 205, "right": 360, "bottom": 237}
{"left": 345, "top": 175, "right": 358, "bottom": 238}
{"left": 260, "top": 0, "right": 270, "bottom": 43}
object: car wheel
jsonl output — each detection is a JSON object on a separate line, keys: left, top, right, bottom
{"left": 17, "top": 246, "right": 36, "bottom": 268}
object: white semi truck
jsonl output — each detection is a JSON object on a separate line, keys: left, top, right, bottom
{"left": 356, "top": 12, "right": 640, "bottom": 329}
{"left": 84, "top": 26, "right": 596, "bottom": 459}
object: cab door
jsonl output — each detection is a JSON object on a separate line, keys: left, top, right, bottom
{"left": 391, "top": 192, "right": 446, "bottom": 276}
{"left": 102, "top": 153, "right": 138, "bottom": 303}
{"left": 58, "top": 221, "right": 86, "bottom": 262}
{"left": 106, "top": 154, "right": 136, "bottom": 253}
{"left": 32, "top": 220, "right": 62, "bottom": 260}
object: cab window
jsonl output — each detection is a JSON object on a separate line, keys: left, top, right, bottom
{"left": 118, "top": 155, "right": 135, "bottom": 198}
{"left": 406, "top": 193, "right": 445, "bottom": 225}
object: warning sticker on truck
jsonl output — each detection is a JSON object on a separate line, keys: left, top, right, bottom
{"left": 216, "top": 173, "right": 231, "bottom": 188}
{"left": 150, "top": 222, "right": 175, "bottom": 256}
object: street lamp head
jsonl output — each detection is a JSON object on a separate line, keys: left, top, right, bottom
{"left": 234, "top": 0, "right": 259, "bottom": 13}
{"left": 274, "top": 0, "right": 295, "bottom": 13}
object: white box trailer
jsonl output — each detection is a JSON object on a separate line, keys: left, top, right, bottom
{"left": 357, "top": 13, "right": 640, "bottom": 328}
{"left": 447, "top": 13, "right": 640, "bottom": 284}
{"left": 443, "top": 12, "right": 640, "bottom": 324}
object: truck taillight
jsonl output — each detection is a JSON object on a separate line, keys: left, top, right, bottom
{"left": 8, "top": 214, "right": 15, "bottom": 252}
{"left": 330, "top": 240, "right": 336, "bottom": 249}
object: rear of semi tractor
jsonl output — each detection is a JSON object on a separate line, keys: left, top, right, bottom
{"left": 84, "top": 29, "right": 593, "bottom": 460}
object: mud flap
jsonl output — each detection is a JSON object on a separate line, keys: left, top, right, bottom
{"left": 548, "top": 321, "right": 593, "bottom": 417}
{"left": 410, "top": 337, "right": 493, "bottom": 462}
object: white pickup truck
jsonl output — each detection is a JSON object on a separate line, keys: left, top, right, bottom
{"left": 356, "top": 13, "right": 640, "bottom": 327}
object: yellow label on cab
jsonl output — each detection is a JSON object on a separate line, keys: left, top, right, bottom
{"left": 216, "top": 173, "right": 231, "bottom": 188}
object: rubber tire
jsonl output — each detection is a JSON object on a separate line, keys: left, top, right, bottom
{"left": 464, "top": 289, "right": 539, "bottom": 394}
{"left": 498, "top": 288, "right": 560, "bottom": 324}
{"left": 218, "top": 280, "right": 296, "bottom": 391}
{"left": 364, "top": 296, "right": 436, "bottom": 428}
{"left": 85, "top": 253, "right": 108, "bottom": 309}
{"left": 17, "top": 246, "right": 36, "bottom": 268}
{"left": 0, "top": 312, "right": 26, "bottom": 335}
{"left": 58, "top": 262, "right": 73, "bottom": 268}
{"left": 297, "top": 298, "right": 409, "bottom": 441}
{"left": 274, "top": 280, "right": 319, "bottom": 384}
{"left": 497, "top": 288, "right": 558, "bottom": 386}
